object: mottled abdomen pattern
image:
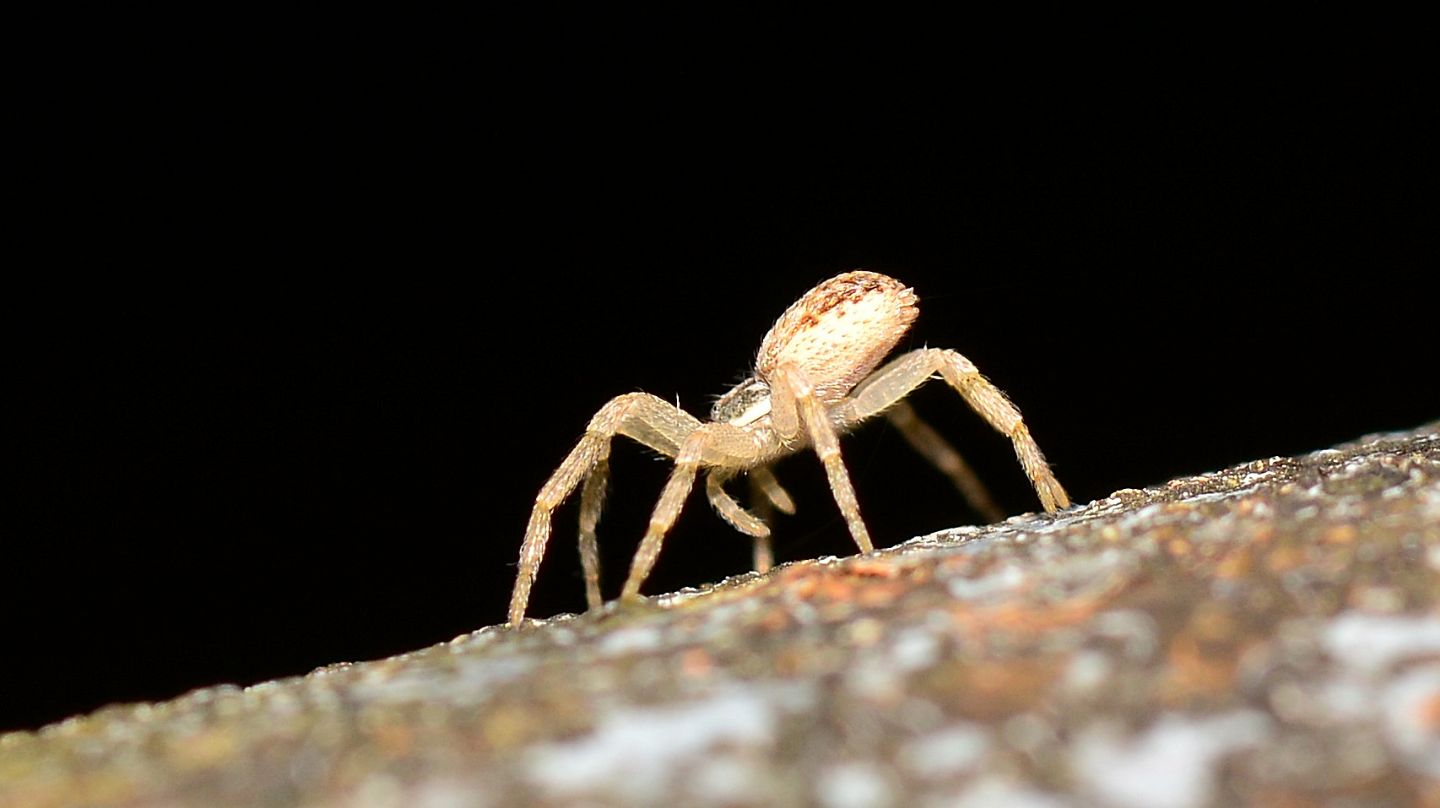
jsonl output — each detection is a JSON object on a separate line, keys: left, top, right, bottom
{"left": 756, "top": 271, "right": 919, "bottom": 403}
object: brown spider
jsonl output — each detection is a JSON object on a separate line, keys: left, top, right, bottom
{"left": 508, "top": 271, "right": 1070, "bottom": 625}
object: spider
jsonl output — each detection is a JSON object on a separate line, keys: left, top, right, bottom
{"left": 508, "top": 271, "right": 1070, "bottom": 625}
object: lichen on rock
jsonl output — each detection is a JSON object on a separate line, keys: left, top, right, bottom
{"left": 3, "top": 424, "right": 1438, "bottom": 807}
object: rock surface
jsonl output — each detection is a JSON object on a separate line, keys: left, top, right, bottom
{"left": 3, "top": 424, "right": 1439, "bottom": 807}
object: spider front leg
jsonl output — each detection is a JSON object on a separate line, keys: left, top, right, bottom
{"left": 772, "top": 366, "right": 875, "bottom": 555}
{"left": 843, "top": 348, "right": 1070, "bottom": 512}
{"left": 620, "top": 424, "right": 760, "bottom": 601}
{"left": 509, "top": 393, "right": 700, "bottom": 626}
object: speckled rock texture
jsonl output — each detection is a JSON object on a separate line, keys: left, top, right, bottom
{"left": 4, "top": 424, "right": 1439, "bottom": 808}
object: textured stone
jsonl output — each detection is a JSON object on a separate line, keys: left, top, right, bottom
{"left": 3, "top": 424, "right": 1438, "bottom": 807}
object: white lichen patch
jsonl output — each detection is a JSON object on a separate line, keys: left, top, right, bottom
{"left": 1323, "top": 612, "right": 1440, "bottom": 676}
{"left": 1031, "top": 548, "right": 1139, "bottom": 600}
{"left": 597, "top": 625, "right": 665, "bottom": 656}
{"left": 524, "top": 686, "right": 794, "bottom": 801}
{"left": 898, "top": 723, "right": 991, "bottom": 780}
{"left": 348, "top": 654, "right": 536, "bottom": 707}
{"left": 1073, "top": 711, "right": 1271, "bottom": 808}
{"left": 411, "top": 778, "right": 492, "bottom": 808}
{"left": 814, "top": 762, "right": 894, "bottom": 808}
{"left": 1420, "top": 483, "right": 1440, "bottom": 524}
{"left": 1383, "top": 665, "right": 1440, "bottom": 778}
{"left": 1060, "top": 650, "right": 1114, "bottom": 697}
{"left": 844, "top": 662, "right": 902, "bottom": 701}
{"left": 1089, "top": 610, "right": 1160, "bottom": 661}
{"left": 843, "top": 625, "right": 944, "bottom": 699}
{"left": 687, "top": 756, "right": 768, "bottom": 805}
{"left": 1310, "top": 675, "right": 1380, "bottom": 723}
{"left": 889, "top": 628, "right": 941, "bottom": 672}
{"left": 945, "top": 563, "right": 1028, "bottom": 602}
{"left": 951, "top": 776, "right": 1076, "bottom": 808}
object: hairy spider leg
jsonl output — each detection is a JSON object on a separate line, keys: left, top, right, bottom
{"left": 884, "top": 401, "right": 1005, "bottom": 522}
{"left": 842, "top": 348, "right": 1070, "bottom": 512}
{"left": 509, "top": 393, "right": 699, "bottom": 626}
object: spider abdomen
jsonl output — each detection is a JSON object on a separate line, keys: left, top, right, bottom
{"left": 756, "top": 271, "right": 919, "bottom": 402}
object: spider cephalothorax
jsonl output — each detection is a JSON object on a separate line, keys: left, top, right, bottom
{"left": 508, "top": 271, "right": 1070, "bottom": 625}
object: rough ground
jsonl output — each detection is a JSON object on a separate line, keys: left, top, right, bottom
{"left": 3, "top": 423, "right": 1439, "bottom": 808}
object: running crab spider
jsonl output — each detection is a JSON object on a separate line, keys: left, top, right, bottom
{"left": 508, "top": 271, "right": 1070, "bottom": 625}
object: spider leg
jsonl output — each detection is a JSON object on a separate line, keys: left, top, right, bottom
{"left": 620, "top": 424, "right": 759, "bottom": 601}
{"left": 706, "top": 470, "right": 770, "bottom": 538}
{"left": 749, "top": 466, "right": 796, "bottom": 515}
{"left": 842, "top": 348, "right": 1070, "bottom": 513}
{"left": 776, "top": 366, "right": 875, "bottom": 555}
{"left": 745, "top": 467, "right": 794, "bottom": 573}
{"left": 509, "top": 393, "right": 700, "bottom": 626}
{"left": 885, "top": 401, "right": 1004, "bottom": 522}
{"left": 708, "top": 468, "right": 788, "bottom": 574}
{"left": 577, "top": 458, "right": 609, "bottom": 610}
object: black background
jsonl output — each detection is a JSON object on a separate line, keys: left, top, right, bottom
{"left": 7, "top": 68, "right": 1435, "bottom": 732}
